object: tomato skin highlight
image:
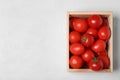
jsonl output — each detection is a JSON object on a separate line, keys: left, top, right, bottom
{"left": 82, "top": 49, "right": 95, "bottom": 62}
{"left": 98, "top": 56, "right": 110, "bottom": 69}
{"left": 92, "top": 40, "right": 106, "bottom": 53}
{"left": 89, "top": 58, "right": 103, "bottom": 71}
{"left": 73, "top": 18, "right": 88, "bottom": 32}
{"left": 98, "top": 26, "right": 111, "bottom": 40}
{"left": 69, "top": 31, "right": 81, "bottom": 43}
{"left": 81, "top": 34, "right": 94, "bottom": 47}
{"left": 88, "top": 15, "right": 103, "bottom": 29}
{"left": 69, "top": 55, "right": 83, "bottom": 69}
{"left": 70, "top": 43, "right": 85, "bottom": 55}
{"left": 86, "top": 28, "right": 98, "bottom": 38}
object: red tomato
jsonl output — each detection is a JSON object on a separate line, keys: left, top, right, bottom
{"left": 86, "top": 28, "right": 98, "bottom": 38}
{"left": 81, "top": 34, "right": 94, "bottom": 47}
{"left": 70, "top": 43, "right": 85, "bottom": 55}
{"left": 73, "top": 18, "right": 88, "bottom": 32}
{"left": 88, "top": 15, "right": 103, "bottom": 29}
{"left": 69, "top": 55, "right": 83, "bottom": 69}
{"left": 89, "top": 57, "right": 103, "bottom": 71}
{"left": 97, "top": 50, "right": 108, "bottom": 56}
{"left": 82, "top": 49, "right": 95, "bottom": 62}
{"left": 98, "top": 26, "right": 111, "bottom": 40}
{"left": 103, "top": 19, "right": 108, "bottom": 26}
{"left": 69, "top": 17, "right": 77, "bottom": 30}
{"left": 92, "top": 40, "right": 106, "bottom": 53}
{"left": 69, "top": 31, "right": 81, "bottom": 43}
{"left": 98, "top": 56, "right": 110, "bottom": 69}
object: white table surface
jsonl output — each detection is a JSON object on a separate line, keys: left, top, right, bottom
{"left": 0, "top": 0, "right": 120, "bottom": 80}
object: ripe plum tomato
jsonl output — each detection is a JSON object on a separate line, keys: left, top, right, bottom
{"left": 86, "top": 28, "right": 98, "bottom": 38}
{"left": 98, "top": 26, "right": 111, "bottom": 40}
{"left": 89, "top": 57, "right": 103, "bottom": 71}
{"left": 98, "top": 56, "right": 110, "bottom": 69}
{"left": 73, "top": 18, "right": 88, "bottom": 32}
{"left": 88, "top": 15, "right": 103, "bottom": 29}
{"left": 82, "top": 49, "right": 95, "bottom": 62}
{"left": 97, "top": 50, "right": 108, "bottom": 56}
{"left": 70, "top": 43, "right": 85, "bottom": 55}
{"left": 81, "top": 34, "right": 94, "bottom": 47}
{"left": 69, "top": 31, "right": 81, "bottom": 43}
{"left": 92, "top": 40, "right": 106, "bottom": 53}
{"left": 69, "top": 55, "right": 83, "bottom": 69}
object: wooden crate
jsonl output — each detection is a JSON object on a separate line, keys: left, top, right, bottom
{"left": 67, "top": 11, "right": 113, "bottom": 72}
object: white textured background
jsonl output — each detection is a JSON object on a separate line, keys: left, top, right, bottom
{"left": 0, "top": 0, "right": 120, "bottom": 80}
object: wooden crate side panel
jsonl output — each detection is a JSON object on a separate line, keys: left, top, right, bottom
{"left": 108, "top": 13, "right": 113, "bottom": 72}
{"left": 67, "top": 12, "right": 70, "bottom": 70}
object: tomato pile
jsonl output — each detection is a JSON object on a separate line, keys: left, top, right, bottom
{"left": 69, "top": 15, "right": 111, "bottom": 71}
